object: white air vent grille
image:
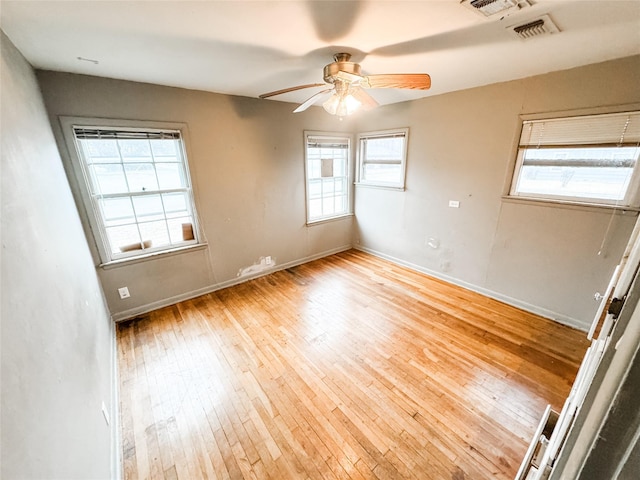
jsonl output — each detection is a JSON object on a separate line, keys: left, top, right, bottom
{"left": 463, "top": 0, "right": 531, "bottom": 18}
{"left": 510, "top": 15, "right": 560, "bottom": 39}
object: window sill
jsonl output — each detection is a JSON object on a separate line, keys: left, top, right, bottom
{"left": 355, "top": 182, "right": 405, "bottom": 191}
{"left": 99, "top": 243, "right": 209, "bottom": 270}
{"left": 501, "top": 196, "right": 640, "bottom": 214}
{"left": 306, "top": 213, "right": 354, "bottom": 226}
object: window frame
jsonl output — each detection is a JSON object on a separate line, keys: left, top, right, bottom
{"left": 303, "top": 131, "right": 353, "bottom": 225}
{"left": 356, "top": 128, "right": 409, "bottom": 189}
{"left": 508, "top": 110, "right": 640, "bottom": 209}
{"left": 60, "top": 116, "right": 203, "bottom": 265}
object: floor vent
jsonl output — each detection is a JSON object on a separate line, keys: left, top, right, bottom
{"left": 511, "top": 15, "right": 560, "bottom": 39}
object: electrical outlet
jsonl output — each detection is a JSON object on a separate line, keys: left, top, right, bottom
{"left": 118, "top": 287, "right": 130, "bottom": 299}
{"left": 265, "top": 255, "right": 272, "bottom": 265}
{"left": 448, "top": 200, "right": 460, "bottom": 208}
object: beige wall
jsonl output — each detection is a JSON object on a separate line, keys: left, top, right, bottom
{"left": 36, "top": 56, "right": 640, "bottom": 328}
{"left": 37, "top": 72, "right": 356, "bottom": 319}
{"left": 1, "top": 32, "right": 115, "bottom": 478}
{"left": 355, "top": 56, "right": 640, "bottom": 328}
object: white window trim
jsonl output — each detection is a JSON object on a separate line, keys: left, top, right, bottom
{"left": 59, "top": 116, "right": 203, "bottom": 265}
{"left": 356, "top": 128, "right": 409, "bottom": 190}
{"left": 507, "top": 110, "right": 640, "bottom": 209}
{"left": 304, "top": 131, "right": 353, "bottom": 225}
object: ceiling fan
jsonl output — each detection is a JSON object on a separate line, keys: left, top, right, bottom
{"left": 259, "top": 53, "right": 431, "bottom": 116}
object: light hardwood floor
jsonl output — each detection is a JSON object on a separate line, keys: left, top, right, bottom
{"left": 117, "top": 250, "right": 589, "bottom": 479}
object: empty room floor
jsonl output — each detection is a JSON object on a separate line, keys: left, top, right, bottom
{"left": 117, "top": 250, "right": 589, "bottom": 479}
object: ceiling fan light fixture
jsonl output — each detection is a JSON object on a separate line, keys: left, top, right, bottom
{"left": 322, "top": 80, "right": 362, "bottom": 116}
{"left": 322, "top": 92, "right": 361, "bottom": 116}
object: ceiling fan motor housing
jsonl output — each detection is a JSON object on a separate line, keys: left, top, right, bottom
{"left": 324, "top": 53, "right": 361, "bottom": 84}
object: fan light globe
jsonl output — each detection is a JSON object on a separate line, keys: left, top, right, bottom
{"left": 323, "top": 93, "right": 361, "bottom": 116}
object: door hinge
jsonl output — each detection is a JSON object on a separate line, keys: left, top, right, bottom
{"left": 608, "top": 297, "right": 625, "bottom": 319}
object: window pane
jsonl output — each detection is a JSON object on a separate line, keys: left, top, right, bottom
{"left": 309, "top": 198, "right": 322, "bottom": 218}
{"left": 358, "top": 131, "right": 407, "bottom": 188}
{"left": 106, "top": 224, "right": 141, "bottom": 254}
{"left": 322, "top": 178, "right": 335, "bottom": 196}
{"left": 156, "top": 163, "right": 185, "bottom": 189}
{"left": 151, "top": 139, "right": 179, "bottom": 162}
{"left": 124, "top": 163, "right": 159, "bottom": 192}
{"left": 515, "top": 146, "right": 638, "bottom": 201}
{"left": 118, "top": 139, "right": 152, "bottom": 163}
{"left": 363, "top": 163, "right": 402, "bottom": 183}
{"left": 162, "top": 192, "right": 189, "bottom": 217}
{"left": 308, "top": 158, "right": 321, "bottom": 179}
{"left": 167, "top": 217, "right": 194, "bottom": 243}
{"left": 322, "top": 196, "right": 335, "bottom": 216}
{"left": 73, "top": 126, "right": 199, "bottom": 261}
{"left": 138, "top": 220, "right": 170, "bottom": 247}
{"left": 132, "top": 195, "right": 164, "bottom": 222}
{"left": 366, "top": 136, "right": 404, "bottom": 161}
{"left": 81, "top": 139, "right": 120, "bottom": 164}
{"left": 100, "top": 197, "right": 135, "bottom": 227}
{"left": 308, "top": 180, "right": 322, "bottom": 199}
{"left": 90, "top": 163, "right": 128, "bottom": 194}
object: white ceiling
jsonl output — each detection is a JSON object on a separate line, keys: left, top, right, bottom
{"left": 1, "top": 0, "right": 639, "bottom": 109}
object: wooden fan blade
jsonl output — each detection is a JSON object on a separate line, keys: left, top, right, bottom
{"left": 351, "top": 88, "right": 379, "bottom": 110}
{"left": 363, "top": 74, "right": 431, "bottom": 90}
{"left": 259, "top": 83, "right": 327, "bottom": 99}
{"left": 293, "top": 89, "right": 334, "bottom": 113}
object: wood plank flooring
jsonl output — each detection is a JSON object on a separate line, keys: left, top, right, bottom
{"left": 117, "top": 250, "right": 589, "bottom": 479}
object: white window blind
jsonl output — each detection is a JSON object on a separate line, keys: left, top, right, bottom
{"left": 511, "top": 111, "right": 640, "bottom": 206}
{"left": 357, "top": 129, "right": 408, "bottom": 188}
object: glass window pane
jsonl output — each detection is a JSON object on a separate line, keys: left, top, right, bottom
{"left": 151, "top": 139, "right": 179, "bottom": 162}
{"left": 363, "top": 163, "right": 402, "bottom": 183}
{"left": 118, "top": 139, "right": 152, "bottom": 163}
{"left": 162, "top": 192, "right": 189, "bottom": 217}
{"left": 132, "top": 195, "right": 164, "bottom": 222}
{"left": 167, "top": 216, "right": 194, "bottom": 243}
{"left": 309, "top": 198, "right": 322, "bottom": 219}
{"left": 322, "top": 178, "right": 335, "bottom": 196}
{"left": 100, "top": 197, "right": 135, "bottom": 227}
{"left": 80, "top": 139, "right": 120, "bottom": 164}
{"left": 308, "top": 158, "right": 321, "bottom": 179}
{"left": 138, "top": 220, "right": 170, "bottom": 247}
{"left": 124, "top": 164, "right": 159, "bottom": 192}
{"left": 106, "top": 224, "right": 141, "bottom": 254}
{"left": 90, "top": 164, "right": 128, "bottom": 194}
{"left": 156, "top": 163, "right": 185, "bottom": 189}
{"left": 515, "top": 146, "right": 639, "bottom": 201}
{"left": 366, "top": 136, "right": 404, "bottom": 161}
{"left": 322, "top": 196, "right": 335, "bottom": 216}
{"left": 308, "top": 180, "right": 322, "bottom": 199}
{"left": 516, "top": 165, "right": 633, "bottom": 200}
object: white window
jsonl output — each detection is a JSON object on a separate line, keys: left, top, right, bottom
{"left": 62, "top": 119, "right": 201, "bottom": 263}
{"left": 357, "top": 128, "right": 408, "bottom": 189}
{"left": 304, "top": 132, "right": 351, "bottom": 223}
{"left": 510, "top": 111, "right": 640, "bottom": 207}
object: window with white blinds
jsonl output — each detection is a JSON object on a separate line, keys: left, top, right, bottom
{"left": 304, "top": 132, "right": 352, "bottom": 223}
{"left": 510, "top": 111, "right": 640, "bottom": 207}
{"left": 67, "top": 122, "right": 201, "bottom": 263}
{"left": 357, "top": 129, "right": 409, "bottom": 188}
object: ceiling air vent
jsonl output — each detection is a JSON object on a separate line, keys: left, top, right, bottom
{"left": 463, "top": 0, "right": 531, "bottom": 18}
{"left": 510, "top": 15, "right": 560, "bottom": 39}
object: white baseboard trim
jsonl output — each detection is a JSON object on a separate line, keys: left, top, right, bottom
{"left": 110, "top": 318, "right": 122, "bottom": 480}
{"left": 355, "top": 245, "right": 588, "bottom": 332}
{"left": 111, "top": 245, "right": 352, "bottom": 322}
